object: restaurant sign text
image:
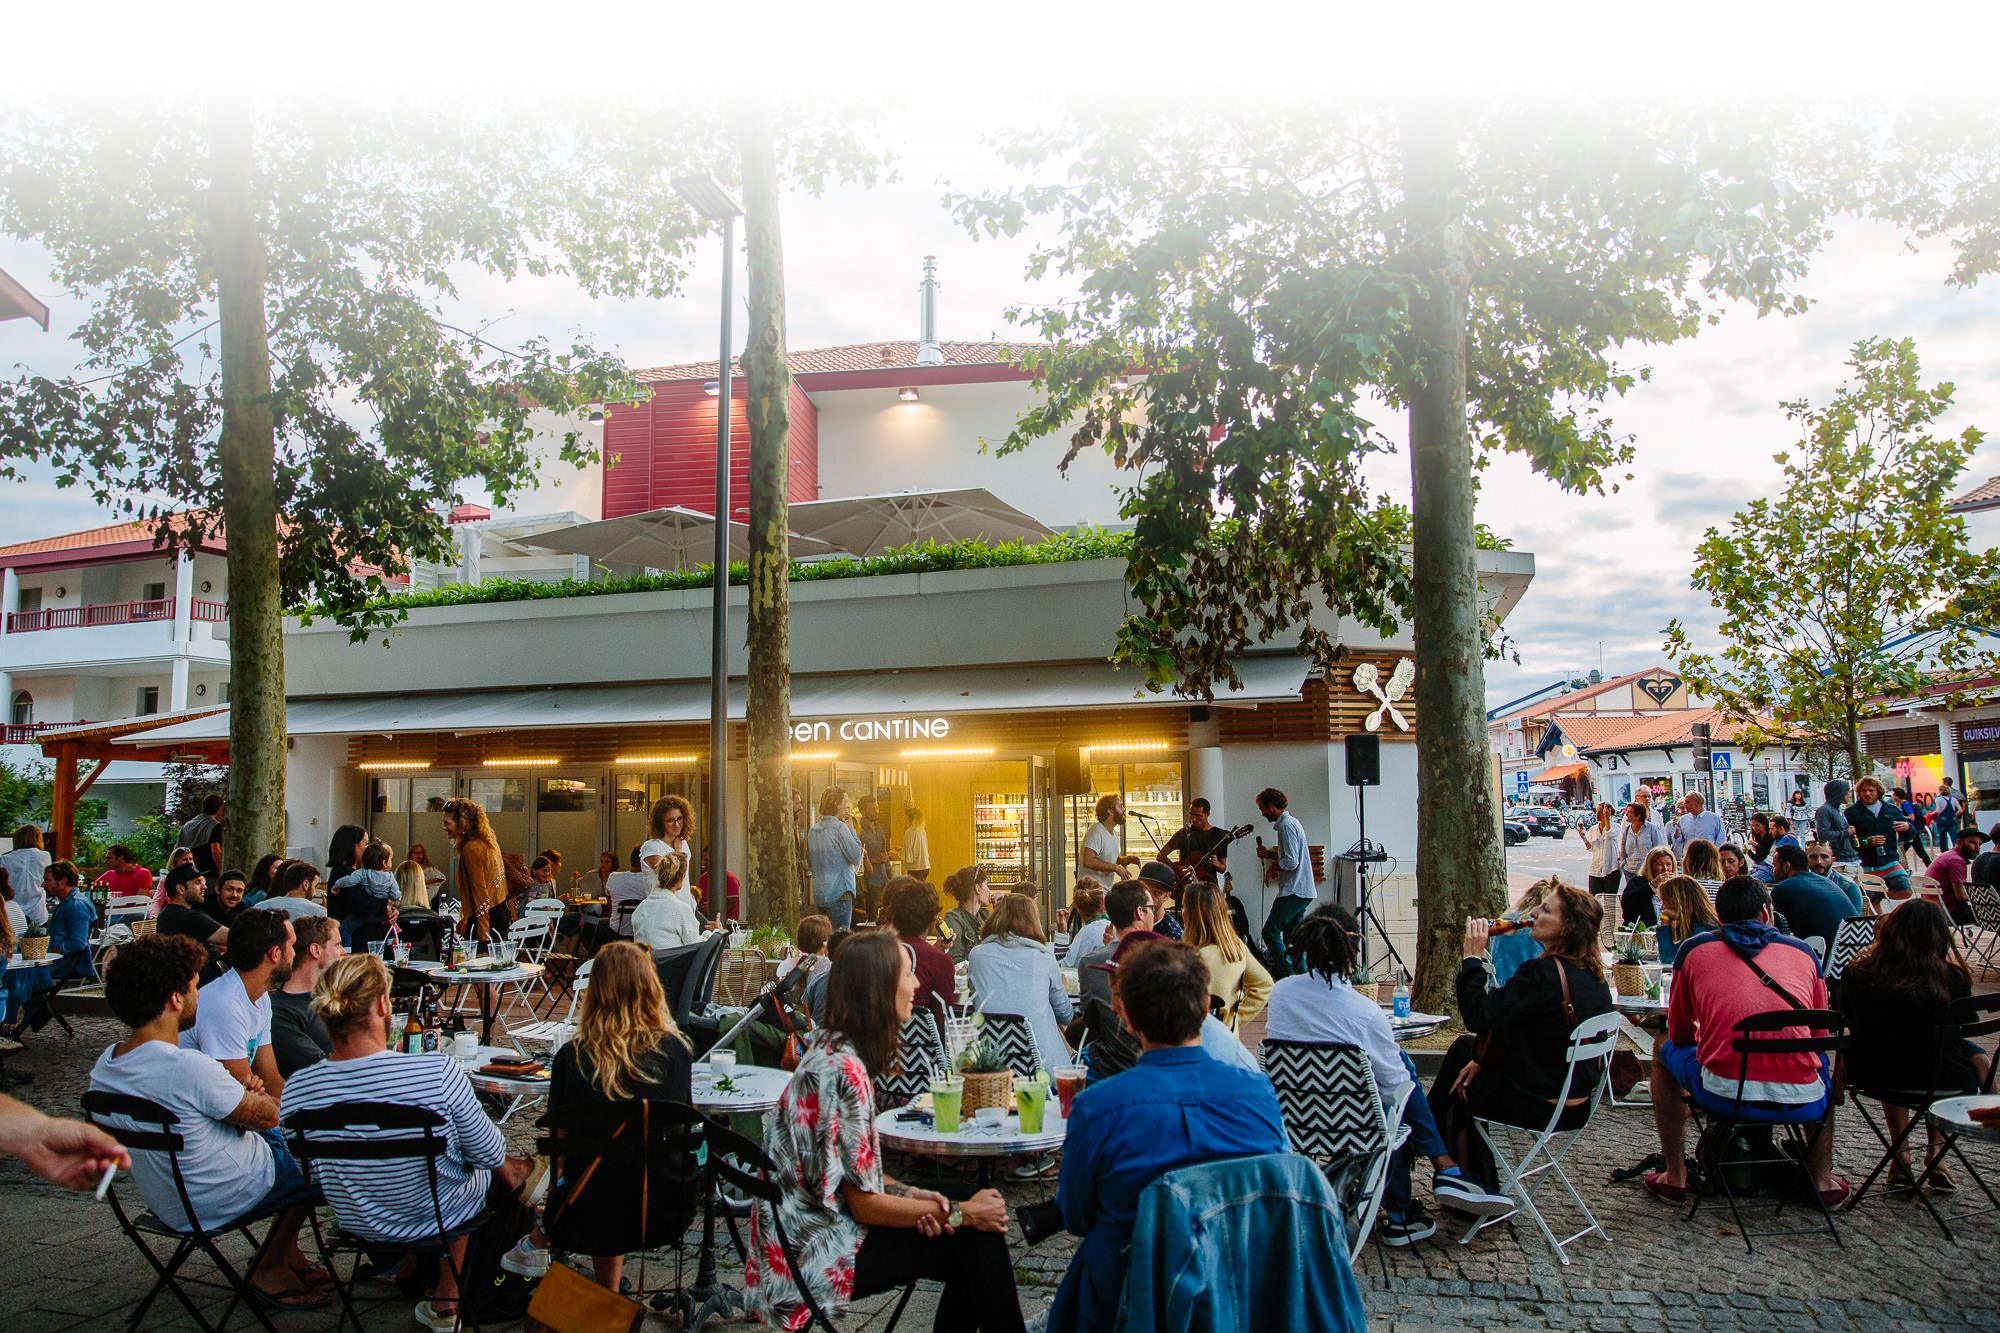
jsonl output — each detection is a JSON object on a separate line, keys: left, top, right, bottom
{"left": 791, "top": 715, "right": 954, "bottom": 743}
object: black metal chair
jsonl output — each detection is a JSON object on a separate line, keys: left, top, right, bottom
{"left": 283, "top": 1101, "right": 492, "bottom": 1333}
{"left": 677, "top": 932, "right": 731, "bottom": 1055}
{"left": 535, "top": 1100, "right": 704, "bottom": 1304}
{"left": 1845, "top": 991, "right": 2000, "bottom": 1239}
{"left": 703, "top": 1118, "right": 916, "bottom": 1333}
{"left": 81, "top": 1089, "right": 287, "bottom": 1333}
{"left": 1683, "top": 1009, "right": 1847, "bottom": 1252}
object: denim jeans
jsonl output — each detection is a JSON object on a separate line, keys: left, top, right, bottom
{"left": 1382, "top": 1053, "right": 1448, "bottom": 1216}
{"left": 1261, "top": 895, "right": 1311, "bottom": 979}
{"left": 820, "top": 894, "right": 854, "bottom": 930}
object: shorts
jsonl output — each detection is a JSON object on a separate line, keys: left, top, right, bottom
{"left": 1658, "top": 1042, "right": 1830, "bottom": 1123}
{"left": 251, "top": 1127, "right": 320, "bottom": 1215}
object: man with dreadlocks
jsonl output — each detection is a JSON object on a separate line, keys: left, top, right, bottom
{"left": 1264, "top": 904, "right": 1513, "bottom": 1243}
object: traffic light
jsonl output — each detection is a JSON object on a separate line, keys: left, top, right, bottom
{"left": 1691, "top": 721, "right": 1712, "bottom": 773}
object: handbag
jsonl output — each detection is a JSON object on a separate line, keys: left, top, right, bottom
{"left": 1456, "top": 957, "right": 1582, "bottom": 1100}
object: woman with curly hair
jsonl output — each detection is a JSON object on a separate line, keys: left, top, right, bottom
{"left": 442, "top": 799, "right": 506, "bottom": 938}
{"left": 642, "top": 795, "right": 695, "bottom": 897}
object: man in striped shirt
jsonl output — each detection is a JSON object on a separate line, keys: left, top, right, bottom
{"left": 279, "top": 954, "right": 538, "bottom": 1331}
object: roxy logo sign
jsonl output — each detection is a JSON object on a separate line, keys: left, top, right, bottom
{"left": 791, "top": 716, "right": 953, "bottom": 744}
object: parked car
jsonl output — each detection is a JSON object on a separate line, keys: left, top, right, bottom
{"left": 1503, "top": 818, "right": 1530, "bottom": 847}
{"left": 1518, "top": 807, "right": 1567, "bottom": 838}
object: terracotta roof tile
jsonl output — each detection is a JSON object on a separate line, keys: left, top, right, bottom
{"left": 634, "top": 340, "right": 1041, "bottom": 384}
{"left": 1950, "top": 474, "right": 2000, "bottom": 513}
{"left": 0, "top": 516, "right": 222, "bottom": 559}
{"left": 1553, "top": 707, "right": 1767, "bottom": 754}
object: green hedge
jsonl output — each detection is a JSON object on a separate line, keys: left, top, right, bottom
{"left": 301, "top": 528, "right": 1134, "bottom": 618}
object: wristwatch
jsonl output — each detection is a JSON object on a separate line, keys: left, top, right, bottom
{"left": 947, "top": 1206, "right": 965, "bottom": 1229}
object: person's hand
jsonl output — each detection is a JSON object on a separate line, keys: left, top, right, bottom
{"left": 497, "top": 1156, "right": 531, "bottom": 1189}
{"left": 0, "top": 1099, "right": 129, "bottom": 1191}
{"left": 915, "top": 1209, "right": 947, "bottom": 1237}
{"left": 242, "top": 1072, "right": 266, "bottom": 1096}
{"left": 1462, "top": 918, "right": 1494, "bottom": 959}
{"left": 1448, "top": 1058, "right": 1482, "bottom": 1100}
{"left": 907, "top": 1187, "right": 952, "bottom": 1215}
{"left": 959, "top": 1189, "right": 1009, "bottom": 1233}
{"left": 1894, "top": 821, "right": 1910, "bottom": 833}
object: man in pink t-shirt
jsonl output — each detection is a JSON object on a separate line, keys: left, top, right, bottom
{"left": 1924, "top": 826, "right": 1982, "bottom": 926}
{"left": 92, "top": 845, "right": 155, "bottom": 898}
{"left": 1644, "top": 876, "right": 1845, "bottom": 1208}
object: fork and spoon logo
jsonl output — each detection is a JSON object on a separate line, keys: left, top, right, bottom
{"left": 1352, "top": 658, "right": 1415, "bottom": 732}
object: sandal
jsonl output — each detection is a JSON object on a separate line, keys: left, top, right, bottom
{"left": 1888, "top": 1159, "right": 1917, "bottom": 1190}
{"left": 1927, "top": 1162, "right": 1958, "bottom": 1192}
{"left": 1642, "top": 1170, "right": 1690, "bottom": 1204}
{"left": 249, "top": 1283, "right": 331, "bottom": 1312}
{"left": 1817, "top": 1177, "right": 1854, "bottom": 1210}
{"left": 289, "top": 1262, "right": 335, "bottom": 1288}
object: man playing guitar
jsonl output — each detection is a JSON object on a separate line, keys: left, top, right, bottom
{"left": 1162, "top": 799, "right": 1232, "bottom": 883}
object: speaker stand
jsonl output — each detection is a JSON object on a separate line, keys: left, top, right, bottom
{"left": 1352, "top": 784, "right": 1407, "bottom": 980}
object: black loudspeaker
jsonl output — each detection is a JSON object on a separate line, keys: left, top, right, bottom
{"left": 1054, "top": 749, "right": 1085, "bottom": 792}
{"left": 1344, "top": 733, "right": 1381, "bottom": 787}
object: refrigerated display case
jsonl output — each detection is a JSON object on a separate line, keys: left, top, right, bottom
{"left": 974, "top": 788, "right": 1030, "bottom": 885}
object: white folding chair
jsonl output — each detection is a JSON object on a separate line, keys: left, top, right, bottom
{"left": 1463, "top": 1011, "right": 1621, "bottom": 1264}
{"left": 501, "top": 915, "right": 556, "bottom": 1011}
{"left": 521, "top": 898, "right": 566, "bottom": 920}
{"left": 510, "top": 957, "right": 593, "bottom": 1050}
{"left": 105, "top": 893, "right": 153, "bottom": 922}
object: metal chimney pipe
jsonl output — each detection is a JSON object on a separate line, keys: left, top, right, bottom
{"left": 916, "top": 256, "right": 943, "bottom": 365}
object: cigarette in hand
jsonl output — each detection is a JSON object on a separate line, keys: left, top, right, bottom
{"left": 95, "top": 1160, "right": 117, "bottom": 1201}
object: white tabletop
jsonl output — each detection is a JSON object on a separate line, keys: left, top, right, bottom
{"left": 461, "top": 1044, "right": 553, "bottom": 1093}
{"left": 434, "top": 962, "right": 543, "bottom": 984}
{"left": 5, "top": 954, "right": 58, "bottom": 972}
{"left": 691, "top": 1062, "right": 790, "bottom": 1113}
{"left": 1928, "top": 1095, "right": 2000, "bottom": 1145}
{"left": 1612, "top": 991, "right": 1669, "bottom": 1014}
{"left": 875, "top": 1104, "right": 1068, "bottom": 1158}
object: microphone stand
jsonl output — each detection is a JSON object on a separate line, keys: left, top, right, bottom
{"left": 1127, "top": 809, "right": 1166, "bottom": 858}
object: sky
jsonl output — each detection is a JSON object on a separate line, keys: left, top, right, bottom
{"left": 4, "top": 2, "right": 1999, "bottom": 709}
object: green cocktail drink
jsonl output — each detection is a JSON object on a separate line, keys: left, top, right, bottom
{"left": 1014, "top": 1076, "right": 1047, "bottom": 1134}
{"left": 931, "top": 1076, "right": 963, "bottom": 1134}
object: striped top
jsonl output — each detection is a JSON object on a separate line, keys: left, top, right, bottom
{"left": 278, "top": 1050, "right": 503, "bottom": 1242}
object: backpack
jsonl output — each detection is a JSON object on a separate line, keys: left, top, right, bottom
{"left": 457, "top": 1193, "right": 537, "bottom": 1325}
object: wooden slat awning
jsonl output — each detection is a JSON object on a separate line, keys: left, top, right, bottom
{"left": 36, "top": 708, "right": 231, "bottom": 764}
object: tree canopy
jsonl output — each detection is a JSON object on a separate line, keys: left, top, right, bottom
{"left": 1665, "top": 336, "right": 1999, "bottom": 778}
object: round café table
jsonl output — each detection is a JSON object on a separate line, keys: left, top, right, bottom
{"left": 876, "top": 1102, "right": 1068, "bottom": 1187}
{"left": 1927, "top": 1095, "right": 2000, "bottom": 1145}
{"left": 461, "top": 1044, "right": 552, "bottom": 1123}
{"left": 431, "top": 961, "right": 542, "bottom": 1045}
{"left": 1387, "top": 1009, "right": 1448, "bottom": 1042}
{"left": 683, "top": 1062, "right": 794, "bottom": 1330}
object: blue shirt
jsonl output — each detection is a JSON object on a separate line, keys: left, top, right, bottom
{"left": 1052, "top": 1045, "right": 1286, "bottom": 1333}
{"left": 804, "top": 816, "right": 863, "bottom": 910}
{"left": 1271, "top": 810, "right": 1314, "bottom": 900}
{"left": 48, "top": 889, "right": 97, "bottom": 980}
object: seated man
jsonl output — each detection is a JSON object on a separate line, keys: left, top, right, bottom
{"left": 93, "top": 843, "right": 155, "bottom": 900}
{"left": 280, "top": 953, "right": 539, "bottom": 1331}
{"left": 1924, "top": 825, "right": 1983, "bottom": 926}
{"left": 1769, "top": 844, "right": 1865, "bottom": 961}
{"left": 1645, "top": 876, "right": 1849, "bottom": 1207}
{"left": 186, "top": 908, "right": 294, "bottom": 1098}
{"left": 1265, "top": 904, "right": 1513, "bottom": 1242}
{"left": 8, "top": 860, "right": 98, "bottom": 1033}
{"left": 1051, "top": 938, "right": 1286, "bottom": 1333}
{"left": 270, "top": 916, "right": 341, "bottom": 1079}
{"left": 157, "top": 863, "right": 229, "bottom": 980}
{"left": 90, "top": 934, "right": 324, "bottom": 1308}
{"left": 1804, "top": 841, "right": 1864, "bottom": 903}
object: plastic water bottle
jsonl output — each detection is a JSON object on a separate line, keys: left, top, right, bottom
{"left": 1392, "top": 969, "right": 1411, "bottom": 1019}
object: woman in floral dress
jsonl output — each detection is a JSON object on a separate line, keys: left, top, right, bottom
{"left": 745, "top": 931, "right": 1022, "bottom": 1332}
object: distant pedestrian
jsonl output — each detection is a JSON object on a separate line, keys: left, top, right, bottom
{"left": 1668, "top": 792, "right": 1726, "bottom": 858}
{"left": 176, "top": 795, "right": 226, "bottom": 880}
{"left": 1813, "top": 780, "right": 1859, "bottom": 867}
{"left": 1614, "top": 803, "right": 1667, "bottom": 927}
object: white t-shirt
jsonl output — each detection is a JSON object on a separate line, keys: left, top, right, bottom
{"left": 0, "top": 846, "right": 51, "bottom": 926}
{"left": 1079, "top": 822, "right": 1121, "bottom": 889}
{"left": 90, "top": 1040, "right": 275, "bottom": 1232}
{"left": 260, "top": 895, "right": 327, "bottom": 921}
{"left": 4, "top": 900, "right": 25, "bottom": 939}
{"left": 902, "top": 825, "right": 930, "bottom": 872}
{"left": 184, "top": 969, "right": 272, "bottom": 1066}
{"left": 605, "top": 871, "right": 654, "bottom": 935}
{"left": 639, "top": 837, "right": 693, "bottom": 894}
{"left": 632, "top": 889, "right": 705, "bottom": 952}
{"left": 1063, "top": 916, "right": 1112, "bottom": 967}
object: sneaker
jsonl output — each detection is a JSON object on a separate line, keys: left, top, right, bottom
{"left": 1433, "top": 1173, "right": 1514, "bottom": 1217}
{"left": 1377, "top": 1211, "right": 1437, "bottom": 1246}
{"left": 414, "top": 1300, "right": 460, "bottom": 1332}
{"left": 1008, "top": 1153, "right": 1061, "bottom": 1181}
{"left": 500, "top": 1237, "right": 550, "bottom": 1278}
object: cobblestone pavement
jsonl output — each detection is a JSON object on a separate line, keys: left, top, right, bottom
{"left": 5, "top": 1008, "right": 1995, "bottom": 1330}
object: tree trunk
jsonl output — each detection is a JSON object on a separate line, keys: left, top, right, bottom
{"left": 207, "top": 101, "right": 286, "bottom": 871}
{"left": 738, "top": 99, "right": 799, "bottom": 925}
{"left": 1402, "top": 112, "right": 1504, "bottom": 1014}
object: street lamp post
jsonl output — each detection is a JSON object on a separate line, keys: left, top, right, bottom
{"left": 674, "top": 174, "right": 744, "bottom": 923}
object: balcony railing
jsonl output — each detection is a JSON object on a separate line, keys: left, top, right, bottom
{"left": 5, "top": 596, "right": 228, "bottom": 633}
{"left": 0, "top": 721, "right": 76, "bottom": 744}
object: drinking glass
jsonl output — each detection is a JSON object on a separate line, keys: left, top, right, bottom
{"left": 709, "top": 1049, "right": 738, "bottom": 1077}
{"left": 930, "top": 1075, "right": 963, "bottom": 1134}
{"left": 1053, "top": 1067, "right": 1085, "bottom": 1119}
{"left": 1014, "top": 1075, "right": 1047, "bottom": 1135}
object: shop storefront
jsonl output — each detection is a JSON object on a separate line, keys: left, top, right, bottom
{"left": 1954, "top": 720, "right": 2000, "bottom": 822}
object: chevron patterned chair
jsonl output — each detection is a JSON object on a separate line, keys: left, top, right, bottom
{"left": 1823, "top": 915, "right": 1877, "bottom": 987}
{"left": 875, "top": 1010, "right": 951, "bottom": 1109}
{"left": 975, "top": 1012, "right": 1045, "bottom": 1078}
{"left": 1259, "top": 1038, "right": 1410, "bottom": 1261}
{"left": 1962, "top": 883, "right": 2000, "bottom": 976}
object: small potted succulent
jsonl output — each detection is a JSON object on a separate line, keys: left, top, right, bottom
{"left": 956, "top": 1019, "right": 1015, "bottom": 1113}
{"left": 1613, "top": 923, "right": 1648, "bottom": 997}
{"left": 17, "top": 924, "right": 49, "bottom": 960}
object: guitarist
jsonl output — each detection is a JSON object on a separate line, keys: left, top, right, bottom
{"left": 1162, "top": 799, "right": 1232, "bottom": 883}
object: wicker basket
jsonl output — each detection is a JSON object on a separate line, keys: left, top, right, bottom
{"left": 129, "top": 918, "right": 156, "bottom": 939}
{"left": 17, "top": 934, "right": 49, "bottom": 960}
{"left": 960, "top": 1070, "right": 1013, "bottom": 1113}
{"left": 713, "top": 949, "right": 777, "bottom": 1008}
{"left": 1612, "top": 961, "right": 1647, "bottom": 997}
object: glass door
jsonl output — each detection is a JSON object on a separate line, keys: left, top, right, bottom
{"left": 535, "top": 774, "right": 602, "bottom": 885}
{"left": 1027, "top": 757, "right": 1055, "bottom": 919}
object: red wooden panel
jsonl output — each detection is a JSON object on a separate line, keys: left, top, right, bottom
{"left": 600, "top": 400, "right": 654, "bottom": 519}
{"left": 787, "top": 378, "right": 819, "bottom": 502}
{"left": 604, "top": 377, "right": 822, "bottom": 518}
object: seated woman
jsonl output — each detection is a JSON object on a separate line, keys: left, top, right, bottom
{"left": 1265, "top": 906, "right": 1512, "bottom": 1242}
{"left": 1654, "top": 874, "right": 1721, "bottom": 966}
{"left": 1182, "top": 880, "right": 1272, "bottom": 1032}
{"left": 887, "top": 876, "right": 957, "bottom": 1010}
{"left": 941, "top": 865, "right": 993, "bottom": 965}
{"left": 1428, "top": 883, "right": 1613, "bottom": 1191}
{"left": 968, "top": 893, "right": 1074, "bottom": 1069}
{"left": 278, "top": 954, "right": 542, "bottom": 1333}
{"left": 391, "top": 859, "right": 446, "bottom": 959}
{"left": 777, "top": 913, "right": 832, "bottom": 981}
{"left": 1841, "top": 900, "right": 1992, "bottom": 1189}
{"left": 747, "top": 931, "right": 1020, "bottom": 1333}
{"left": 511, "top": 941, "right": 698, "bottom": 1290}
{"left": 1638, "top": 847, "right": 1678, "bottom": 928}
{"left": 631, "top": 851, "right": 704, "bottom": 953}
{"left": 1054, "top": 884, "right": 1106, "bottom": 963}
{"left": 1680, "top": 839, "right": 1724, "bottom": 898}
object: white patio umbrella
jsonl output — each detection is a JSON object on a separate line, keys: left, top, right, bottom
{"left": 525, "top": 506, "right": 832, "bottom": 569}
{"left": 785, "top": 487, "right": 1055, "bottom": 556}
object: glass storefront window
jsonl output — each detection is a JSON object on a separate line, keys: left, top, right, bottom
{"left": 537, "top": 776, "right": 600, "bottom": 886}
{"left": 409, "top": 775, "right": 454, "bottom": 888}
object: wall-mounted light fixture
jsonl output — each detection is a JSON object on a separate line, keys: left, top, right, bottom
{"left": 194, "top": 683, "right": 207, "bottom": 697}
{"left": 897, "top": 386, "right": 919, "bottom": 402}
{"left": 587, "top": 403, "right": 606, "bottom": 422}
{"left": 54, "top": 586, "right": 66, "bottom": 599}
{"left": 614, "top": 753, "right": 701, "bottom": 766}
{"left": 200, "top": 580, "right": 213, "bottom": 594}
{"left": 900, "top": 746, "right": 996, "bottom": 758}
{"left": 483, "top": 756, "right": 560, "bottom": 767}
{"left": 1082, "top": 739, "right": 1172, "bottom": 755}
{"left": 703, "top": 380, "right": 721, "bottom": 397}
{"left": 358, "top": 760, "right": 433, "bottom": 771}
{"left": 788, "top": 750, "right": 840, "bottom": 762}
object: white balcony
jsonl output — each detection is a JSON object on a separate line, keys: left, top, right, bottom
{"left": 0, "top": 596, "right": 229, "bottom": 673}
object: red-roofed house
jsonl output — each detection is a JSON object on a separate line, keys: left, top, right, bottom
{"left": 0, "top": 519, "right": 232, "bottom": 828}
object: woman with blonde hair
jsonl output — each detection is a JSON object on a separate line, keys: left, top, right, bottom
{"left": 521, "top": 941, "right": 697, "bottom": 1291}
{"left": 1183, "top": 879, "right": 1272, "bottom": 1030}
{"left": 393, "top": 859, "right": 430, "bottom": 912}
{"left": 969, "top": 893, "right": 1074, "bottom": 1069}
{"left": 441, "top": 798, "right": 505, "bottom": 938}
{"left": 1654, "top": 874, "right": 1721, "bottom": 965}
{"left": 1680, "top": 839, "right": 1723, "bottom": 890}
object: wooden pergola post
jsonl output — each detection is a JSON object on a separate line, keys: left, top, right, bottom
{"left": 50, "top": 743, "right": 76, "bottom": 861}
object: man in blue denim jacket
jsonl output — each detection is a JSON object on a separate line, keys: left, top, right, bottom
{"left": 1049, "top": 936, "right": 1286, "bottom": 1332}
